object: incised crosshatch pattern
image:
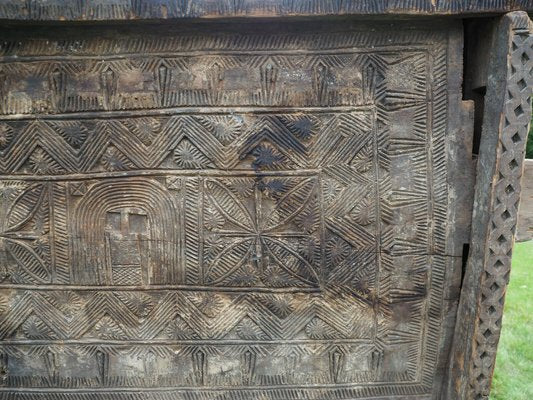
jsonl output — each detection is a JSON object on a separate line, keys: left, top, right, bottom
{"left": 0, "top": 22, "right": 458, "bottom": 399}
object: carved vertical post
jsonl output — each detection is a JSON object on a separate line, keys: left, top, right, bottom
{"left": 328, "top": 348, "right": 345, "bottom": 383}
{"left": 241, "top": 349, "right": 257, "bottom": 385}
{"left": 96, "top": 350, "right": 110, "bottom": 386}
{"left": 44, "top": 350, "right": 58, "bottom": 386}
{"left": 447, "top": 11, "right": 532, "bottom": 400}
{"left": 192, "top": 349, "right": 207, "bottom": 386}
{"left": 0, "top": 351, "right": 7, "bottom": 385}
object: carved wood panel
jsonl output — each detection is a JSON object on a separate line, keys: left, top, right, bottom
{"left": 0, "top": 20, "right": 464, "bottom": 399}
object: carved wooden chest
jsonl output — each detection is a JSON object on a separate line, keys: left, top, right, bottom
{"left": 0, "top": 2, "right": 531, "bottom": 399}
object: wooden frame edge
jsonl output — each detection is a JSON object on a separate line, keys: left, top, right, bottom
{"left": 446, "top": 10, "right": 533, "bottom": 400}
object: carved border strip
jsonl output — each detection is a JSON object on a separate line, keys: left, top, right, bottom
{"left": 0, "top": 29, "right": 444, "bottom": 58}
{"left": 448, "top": 11, "right": 533, "bottom": 400}
{"left": 0, "top": 0, "right": 530, "bottom": 20}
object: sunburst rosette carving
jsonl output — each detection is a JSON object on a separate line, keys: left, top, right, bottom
{"left": 173, "top": 139, "right": 212, "bottom": 169}
{"left": 49, "top": 120, "right": 89, "bottom": 149}
{"left": 305, "top": 317, "right": 342, "bottom": 340}
{"left": 351, "top": 196, "right": 376, "bottom": 227}
{"left": 116, "top": 292, "right": 156, "bottom": 318}
{"left": 21, "top": 315, "right": 57, "bottom": 340}
{"left": 224, "top": 178, "right": 255, "bottom": 199}
{"left": 187, "top": 292, "right": 225, "bottom": 318}
{"left": 195, "top": 115, "right": 244, "bottom": 145}
{"left": 0, "top": 123, "right": 13, "bottom": 150}
{"left": 0, "top": 293, "right": 8, "bottom": 316}
{"left": 123, "top": 117, "right": 161, "bottom": 146}
{"left": 350, "top": 141, "right": 373, "bottom": 174}
{"left": 93, "top": 316, "right": 128, "bottom": 340}
{"left": 280, "top": 114, "right": 321, "bottom": 141}
{"left": 259, "top": 294, "right": 295, "bottom": 319}
{"left": 0, "top": 181, "right": 25, "bottom": 202}
{"left": 41, "top": 291, "right": 84, "bottom": 320}
{"left": 202, "top": 176, "right": 322, "bottom": 288}
{"left": 28, "top": 147, "right": 63, "bottom": 175}
{"left": 250, "top": 143, "right": 287, "bottom": 170}
{"left": 322, "top": 178, "right": 343, "bottom": 206}
{"left": 326, "top": 236, "right": 351, "bottom": 266}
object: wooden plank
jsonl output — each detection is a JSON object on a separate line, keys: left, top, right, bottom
{"left": 446, "top": 11, "right": 533, "bottom": 400}
{"left": 0, "top": 0, "right": 530, "bottom": 21}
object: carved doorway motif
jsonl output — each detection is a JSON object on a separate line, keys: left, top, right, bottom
{"left": 104, "top": 208, "right": 149, "bottom": 285}
{"left": 70, "top": 178, "right": 181, "bottom": 285}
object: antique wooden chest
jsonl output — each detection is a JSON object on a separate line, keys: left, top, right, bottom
{"left": 0, "top": 2, "right": 531, "bottom": 399}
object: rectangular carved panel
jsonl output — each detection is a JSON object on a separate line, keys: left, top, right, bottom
{"left": 0, "top": 20, "right": 462, "bottom": 399}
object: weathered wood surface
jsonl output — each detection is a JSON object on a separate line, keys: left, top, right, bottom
{"left": 516, "top": 159, "right": 533, "bottom": 242}
{"left": 447, "top": 11, "right": 533, "bottom": 400}
{"left": 0, "top": 0, "right": 530, "bottom": 20}
{"left": 0, "top": 18, "right": 473, "bottom": 399}
{"left": 0, "top": 8, "right": 530, "bottom": 400}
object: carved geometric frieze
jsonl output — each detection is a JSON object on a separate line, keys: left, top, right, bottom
{"left": 0, "top": 21, "right": 460, "bottom": 399}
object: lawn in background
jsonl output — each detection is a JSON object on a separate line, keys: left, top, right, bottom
{"left": 490, "top": 240, "right": 533, "bottom": 399}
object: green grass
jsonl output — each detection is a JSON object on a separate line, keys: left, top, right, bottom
{"left": 490, "top": 241, "right": 533, "bottom": 400}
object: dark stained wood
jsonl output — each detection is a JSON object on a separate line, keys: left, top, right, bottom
{"left": 0, "top": 0, "right": 530, "bottom": 20}
{"left": 446, "top": 11, "right": 533, "bottom": 400}
{"left": 0, "top": 7, "right": 530, "bottom": 400}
